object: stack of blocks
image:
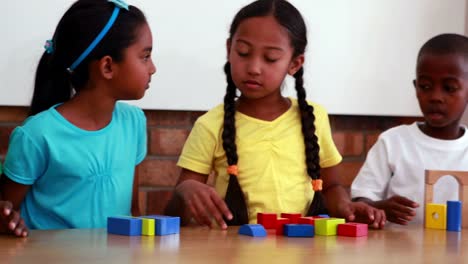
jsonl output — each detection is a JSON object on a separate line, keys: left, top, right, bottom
{"left": 107, "top": 215, "right": 180, "bottom": 236}
{"left": 238, "top": 212, "right": 367, "bottom": 238}
{"left": 425, "top": 200, "right": 462, "bottom": 232}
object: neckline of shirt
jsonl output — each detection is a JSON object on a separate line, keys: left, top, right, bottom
{"left": 49, "top": 103, "right": 117, "bottom": 135}
{"left": 235, "top": 97, "right": 296, "bottom": 125}
{"left": 410, "top": 121, "right": 468, "bottom": 149}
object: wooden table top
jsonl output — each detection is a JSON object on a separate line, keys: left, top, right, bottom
{"left": 0, "top": 225, "right": 466, "bottom": 263}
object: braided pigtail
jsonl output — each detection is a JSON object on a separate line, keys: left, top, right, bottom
{"left": 294, "top": 68, "right": 327, "bottom": 215}
{"left": 222, "top": 62, "right": 249, "bottom": 225}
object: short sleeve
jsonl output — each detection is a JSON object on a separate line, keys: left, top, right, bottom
{"left": 177, "top": 120, "right": 216, "bottom": 175}
{"left": 312, "top": 104, "right": 342, "bottom": 168}
{"left": 351, "top": 137, "right": 392, "bottom": 201}
{"left": 135, "top": 108, "right": 147, "bottom": 165}
{"left": 3, "top": 127, "right": 47, "bottom": 185}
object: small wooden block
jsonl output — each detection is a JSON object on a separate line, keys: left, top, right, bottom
{"left": 315, "top": 218, "right": 346, "bottom": 236}
{"left": 337, "top": 223, "right": 368, "bottom": 237}
{"left": 239, "top": 224, "right": 267, "bottom": 237}
{"left": 142, "top": 215, "right": 180, "bottom": 235}
{"left": 275, "top": 218, "right": 290, "bottom": 236}
{"left": 257, "top": 213, "right": 277, "bottom": 229}
{"left": 280, "top": 213, "right": 302, "bottom": 224}
{"left": 315, "top": 214, "right": 330, "bottom": 218}
{"left": 140, "top": 218, "right": 155, "bottom": 236}
{"left": 425, "top": 203, "right": 446, "bottom": 230}
{"left": 298, "top": 217, "right": 316, "bottom": 225}
{"left": 107, "top": 216, "right": 142, "bottom": 236}
{"left": 447, "top": 201, "right": 462, "bottom": 232}
{"left": 284, "top": 224, "right": 314, "bottom": 237}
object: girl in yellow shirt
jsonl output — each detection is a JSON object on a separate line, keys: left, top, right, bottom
{"left": 166, "top": 0, "right": 385, "bottom": 229}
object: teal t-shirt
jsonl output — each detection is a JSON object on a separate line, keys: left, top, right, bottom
{"left": 3, "top": 102, "right": 147, "bottom": 229}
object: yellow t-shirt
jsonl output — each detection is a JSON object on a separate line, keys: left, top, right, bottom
{"left": 177, "top": 98, "right": 342, "bottom": 223}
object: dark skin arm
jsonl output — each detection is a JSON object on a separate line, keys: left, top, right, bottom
{"left": 321, "top": 165, "right": 386, "bottom": 229}
{"left": 164, "top": 169, "right": 232, "bottom": 229}
{"left": 354, "top": 196, "right": 419, "bottom": 225}
{"left": 131, "top": 165, "right": 142, "bottom": 217}
{"left": 0, "top": 174, "right": 30, "bottom": 237}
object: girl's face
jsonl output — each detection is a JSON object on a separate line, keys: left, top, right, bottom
{"left": 111, "top": 22, "right": 156, "bottom": 100}
{"left": 414, "top": 53, "right": 468, "bottom": 132}
{"left": 227, "top": 15, "right": 303, "bottom": 101}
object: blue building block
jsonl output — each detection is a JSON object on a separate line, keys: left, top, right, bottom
{"left": 238, "top": 224, "right": 267, "bottom": 237}
{"left": 142, "top": 215, "right": 180, "bottom": 236}
{"left": 107, "top": 216, "right": 142, "bottom": 236}
{"left": 284, "top": 224, "right": 314, "bottom": 237}
{"left": 317, "top": 214, "right": 330, "bottom": 218}
{"left": 447, "top": 201, "right": 462, "bottom": 232}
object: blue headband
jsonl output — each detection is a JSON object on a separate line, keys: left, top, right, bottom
{"left": 67, "top": 0, "right": 129, "bottom": 73}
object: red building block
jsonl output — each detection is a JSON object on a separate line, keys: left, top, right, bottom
{"left": 298, "top": 217, "right": 316, "bottom": 225}
{"left": 275, "top": 218, "right": 291, "bottom": 235}
{"left": 280, "top": 213, "right": 302, "bottom": 224}
{"left": 257, "top": 213, "right": 277, "bottom": 229}
{"left": 337, "top": 223, "right": 368, "bottom": 237}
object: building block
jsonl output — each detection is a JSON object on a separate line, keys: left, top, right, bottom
{"left": 238, "top": 224, "right": 267, "bottom": 237}
{"left": 275, "top": 218, "right": 291, "bottom": 236}
{"left": 140, "top": 218, "right": 155, "bottom": 236}
{"left": 142, "top": 215, "right": 180, "bottom": 235}
{"left": 316, "top": 214, "right": 330, "bottom": 218}
{"left": 284, "top": 224, "right": 314, "bottom": 237}
{"left": 257, "top": 213, "right": 277, "bottom": 229}
{"left": 107, "top": 216, "right": 142, "bottom": 236}
{"left": 337, "top": 223, "right": 368, "bottom": 237}
{"left": 315, "top": 218, "right": 346, "bottom": 236}
{"left": 280, "top": 213, "right": 302, "bottom": 224}
{"left": 447, "top": 201, "right": 462, "bottom": 232}
{"left": 425, "top": 203, "right": 447, "bottom": 229}
{"left": 424, "top": 170, "right": 468, "bottom": 229}
{"left": 298, "top": 217, "right": 316, "bottom": 225}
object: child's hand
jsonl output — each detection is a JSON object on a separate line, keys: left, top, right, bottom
{"left": 376, "top": 195, "right": 419, "bottom": 225}
{"left": 175, "top": 179, "right": 233, "bottom": 229}
{"left": 0, "top": 201, "right": 28, "bottom": 237}
{"left": 339, "top": 201, "right": 386, "bottom": 229}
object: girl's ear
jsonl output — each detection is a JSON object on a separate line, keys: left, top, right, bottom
{"left": 288, "top": 54, "right": 305, "bottom": 76}
{"left": 99, "top": 56, "right": 115, "bottom": 79}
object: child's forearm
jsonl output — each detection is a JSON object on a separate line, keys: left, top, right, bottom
{"left": 322, "top": 184, "right": 353, "bottom": 217}
{"left": 353, "top": 197, "right": 384, "bottom": 210}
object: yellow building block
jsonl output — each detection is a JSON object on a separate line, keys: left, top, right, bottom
{"left": 425, "top": 203, "right": 446, "bottom": 230}
{"left": 315, "top": 218, "right": 346, "bottom": 236}
{"left": 141, "top": 218, "right": 155, "bottom": 236}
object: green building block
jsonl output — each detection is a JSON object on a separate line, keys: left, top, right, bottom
{"left": 140, "top": 218, "right": 155, "bottom": 236}
{"left": 315, "top": 218, "right": 346, "bottom": 236}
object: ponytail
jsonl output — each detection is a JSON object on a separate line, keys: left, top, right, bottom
{"left": 294, "top": 67, "right": 327, "bottom": 215}
{"left": 222, "top": 62, "right": 249, "bottom": 225}
{"left": 30, "top": 51, "right": 72, "bottom": 116}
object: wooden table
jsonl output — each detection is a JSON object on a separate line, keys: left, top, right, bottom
{"left": 0, "top": 225, "right": 466, "bottom": 263}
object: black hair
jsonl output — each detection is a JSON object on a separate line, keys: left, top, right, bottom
{"left": 417, "top": 33, "right": 468, "bottom": 62}
{"left": 30, "top": 0, "right": 147, "bottom": 116}
{"left": 222, "top": 0, "right": 324, "bottom": 225}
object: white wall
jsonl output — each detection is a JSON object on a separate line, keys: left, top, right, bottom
{"left": 0, "top": 0, "right": 465, "bottom": 116}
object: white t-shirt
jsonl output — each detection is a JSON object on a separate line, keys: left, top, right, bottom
{"left": 351, "top": 122, "right": 468, "bottom": 224}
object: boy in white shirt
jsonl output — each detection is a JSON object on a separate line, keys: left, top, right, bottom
{"left": 351, "top": 33, "right": 468, "bottom": 225}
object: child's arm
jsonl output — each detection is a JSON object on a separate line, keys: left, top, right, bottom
{"left": 321, "top": 165, "right": 387, "bottom": 229}
{"left": 165, "top": 169, "right": 232, "bottom": 229}
{"left": 131, "top": 165, "right": 141, "bottom": 217}
{"left": 354, "top": 196, "right": 419, "bottom": 225}
{"left": 0, "top": 174, "right": 29, "bottom": 237}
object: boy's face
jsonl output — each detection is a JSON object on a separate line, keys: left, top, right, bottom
{"left": 414, "top": 53, "right": 468, "bottom": 129}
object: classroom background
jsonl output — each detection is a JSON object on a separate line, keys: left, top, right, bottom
{"left": 0, "top": 1, "right": 467, "bottom": 216}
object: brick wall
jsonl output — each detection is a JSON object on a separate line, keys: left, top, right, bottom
{"left": 0, "top": 106, "right": 421, "bottom": 215}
